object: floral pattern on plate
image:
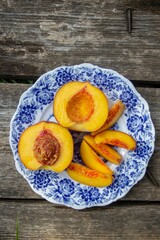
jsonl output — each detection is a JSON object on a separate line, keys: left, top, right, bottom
{"left": 9, "top": 63, "right": 155, "bottom": 209}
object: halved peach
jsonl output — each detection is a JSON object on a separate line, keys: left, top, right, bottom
{"left": 67, "top": 162, "right": 113, "bottom": 187}
{"left": 95, "top": 130, "right": 136, "bottom": 150}
{"left": 84, "top": 135, "right": 122, "bottom": 165}
{"left": 80, "top": 140, "right": 113, "bottom": 175}
{"left": 18, "top": 121, "right": 73, "bottom": 172}
{"left": 53, "top": 81, "right": 108, "bottom": 132}
{"left": 92, "top": 100, "right": 125, "bottom": 136}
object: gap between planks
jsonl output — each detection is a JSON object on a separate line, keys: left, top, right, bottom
{"left": 1, "top": 77, "right": 160, "bottom": 88}
{"left": 0, "top": 198, "right": 160, "bottom": 206}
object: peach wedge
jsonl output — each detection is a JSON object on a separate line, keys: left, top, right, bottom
{"left": 18, "top": 121, "right": 74, "bottom": 172}
{"left": 95, "top": 130, "right": 136, "bottom": 150}
{"left": 67, "top": 162, "right": 113, "bottom": 187}
{"left": 80, "top": 140, "right": 113, "bottom": 175}
{"left": 84, "top": 135, "right": 122, "bottom": 165}
{"left": 92, "top": 100, "right": 125, "bottom": 136}
{"left": 53, "top": 81, "right": 109, "bottom": 132}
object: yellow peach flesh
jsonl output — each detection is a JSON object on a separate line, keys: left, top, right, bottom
{"left": 92, "top": 100, "right": 125, "bottom": 136}
{"left": 53, "top": 81, "right": 108, "bottom": 132}
{"left": 18, "top": 122, "right": 44, "bottom": 170}
{"left": 42, "top": 122, "right": 74, "bottom": 172}
{"left": 18, "top": 121, "right": 74, "bottom": 172}
{"left": 84, "top": 135, "right": 122, "bottom": 165}
{"left": 80, "top": 140, "right": 113, "bottom": 175}
{"left": 66, "top": 88, "right": 94, "bottom": 123}
{"left": 67, "top": 162, "right": 113, "bottom": 187}
{"left": 95, "top": 130, "right": 136, "bottom": 150}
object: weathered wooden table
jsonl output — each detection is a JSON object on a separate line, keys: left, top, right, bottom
{"left": 0, "top": 1, "right": 160, "bottom": 239}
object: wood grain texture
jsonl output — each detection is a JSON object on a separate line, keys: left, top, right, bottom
{"left": 0, "top": 0, "right": 160, "bottom": 81}
{"left": 0, "top": 83, "right": 159, "bottom": 201}
{"left": 0, "top": 200, "right": 160, "bottom": 240}
{"left": 1, "top": 1, "right": 160, "bottom": 239}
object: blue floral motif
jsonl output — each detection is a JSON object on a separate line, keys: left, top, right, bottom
{"left": 29, "top": 170, "right": 52, "bottom": 189}
{"left": 115, "top": 83, "right": 123, "bottom": 91}
{"left": 77, "top": 187, "right": 93, "bottom": 204}
{"left": 76, "top": 186, "right": 102, "bottom": 206}
{"left": 17, "top": 124, "right": 25, "bottom": 133}
{"left": 117, "top": 174, "right": 131, "bottom": 189}
{"left": 56, "top": 67, "right": 74, "bottom": 85}
{"left": 119, "top": 87, "right": 138, "bottom": 110}
{"left": 17, "top": 102, "right": 37, "bottom": 124}
{"left": 58, "top": 179, "right": 75, "bottom": 197}
{"left": 35, "top": 89, "right": 54, "bottom": 105}
{"left": 127, "top": 113, "right": 154, "bottom": 138}
{"left": 127, "top": 115, "right": 143, "bottom": 133}
{"left": 110, "top": 178, "right": 119, "bottom": 192}
{"left": 126, "top": 159, "right": 139, "bottom": 172}
{"left": 9, "top": 63, "right": 155, "bottom": 209}
{"left": 106, "top": 77, "right": 117, "bottom": 91}
{"left": 88, "top": 188, "right": 101, "bottom": 201}
{"left": 103, "top": 186, "right": 112, "bottom": 196}
{"left": 133, "top": 140, "right": 151, "bottom": 160}
{"left": 51, "top": 178, "right": 75, "bottom": 203}
{"left": 93, "top": 70, "right": 107, "bottom": 85}
{"left": 30, "top": 78, "right": 55, "bottom": 105}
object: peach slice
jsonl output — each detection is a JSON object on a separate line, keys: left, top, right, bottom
{"left": 95, "top": 130, "right": 136, "bottom": 150}
{"left": 67, "top": 162, "right": 113, "bottom": 187}
{"left": 92, "top": 100, "right": 125, "bottom": 136}
{"left": 80, "top": 140, "right": 113, "bottom": 175}
{"left": 84, "top": 135, "right": 122, "bottom": 165}
{"left": 53, "top": 81, "right": 108, "bottom": 132}
{"left": 18, "top": 121, "right": 73, "bottom": 172}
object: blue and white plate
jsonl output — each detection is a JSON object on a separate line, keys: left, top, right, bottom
{"left": 9, "top": 63, "right": 155, "bottom": 209}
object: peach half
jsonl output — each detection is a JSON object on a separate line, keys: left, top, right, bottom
{"left": 95, "top": 130, "right": 136, "bottom": 150}
{"left": 80, "top": 140, "right": 113, "bottom": 175}
{"left": 18, "top": 121, "right": 73, "bottom": 172}
{"left": 53, "top": 81, "right": 108, "bottom": 132}
{"left": 67, "top": 162, "right": 113, "bottom": 187}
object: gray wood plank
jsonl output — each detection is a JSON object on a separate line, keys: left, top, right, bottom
{"left": 0, "top": 200, "right": 160, "bottom": 239}
{"left": 0, "top": 83, "right": 159, "bottom": 201}
{"left": 0, "top": 0, "right": 160, "bottom": 81}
